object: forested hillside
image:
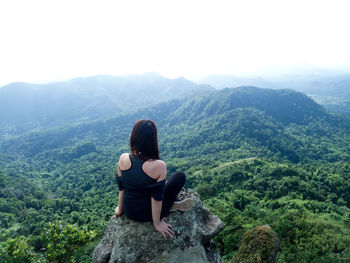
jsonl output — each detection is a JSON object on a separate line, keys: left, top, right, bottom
{"left": 1, "top": 86, "right": 350, "bottom": 262}
{"left": 0, "top": 73, "right": 212, "bottom": 139}
{"left": 199, "top": 73, "right": 350, "bottom": 116}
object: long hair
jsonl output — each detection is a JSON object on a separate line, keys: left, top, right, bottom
{"left": 129, "top": 120, "right": 160, "bottom": 160}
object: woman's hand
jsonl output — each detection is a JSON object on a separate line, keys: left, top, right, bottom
{"left": 154, "top": 218, "right": 174, "bottom": 240}
{"left": 113, "top": 206, "right": 123, "bottom": 219}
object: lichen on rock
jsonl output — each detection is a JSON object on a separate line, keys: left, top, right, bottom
{"left": 93, "top": 189, "right": 224, "bottom": 263}
{"left": 233, "top": 225, "right": 279, "bottom": 263}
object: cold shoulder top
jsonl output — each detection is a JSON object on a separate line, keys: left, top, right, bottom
{"left": 117, "top": 154, "right": 165, "bottom": 222}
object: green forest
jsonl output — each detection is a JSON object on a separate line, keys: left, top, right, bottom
{"left": 1, "top": 85, "right": 350, "bottom": 262}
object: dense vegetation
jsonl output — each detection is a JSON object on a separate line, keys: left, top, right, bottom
{"left": 1, "top": 84, "right": 350, "bottom": 262}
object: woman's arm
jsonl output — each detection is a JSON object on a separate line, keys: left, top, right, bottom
{"left": 151, "top": 161, "right": 173, "bottom": 240}
{"left": 114, "top": 189, "right": 124, "bottom": 219}
{"left": 152, "top": 198, "right": 173, "bottom": 240}
{"left": 114, "top": 162, "right": 125, "bottom": 219}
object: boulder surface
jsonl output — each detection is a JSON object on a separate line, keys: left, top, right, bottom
{"left": 93, "top": 189, "right": 224, "bottom": 263}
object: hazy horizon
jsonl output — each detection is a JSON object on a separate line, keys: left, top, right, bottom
{"left": 1, "top": 64, "right": 350, "bottom": 88}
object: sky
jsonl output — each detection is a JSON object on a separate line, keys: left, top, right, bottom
{"left": 1, "top": 0, "right": 350, "bottom": 86}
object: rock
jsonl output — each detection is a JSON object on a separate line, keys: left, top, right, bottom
{"left": 93, "top": 189, "right": 224, "bottom": 263}
{"left": 233, "top": 225, "right": 279, "bottom": 263}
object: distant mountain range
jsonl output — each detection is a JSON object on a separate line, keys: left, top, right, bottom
{"left": 2, "top": 86, "right": 349, "bottom": 165}
{"left": 0, "top": 73, "right": 212, "bottom": 138}
{"left": 197, "top": 75, "right": 274, "bottom": 90}
{"left": 1, "top": 71, "right": 349, "bottom": 142}
{"left": 197, "top": 73, "right": 350, "bottom": 116}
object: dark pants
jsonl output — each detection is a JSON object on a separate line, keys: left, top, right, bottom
{"left": 161, "top": 171, "right": 186, "bottom": 218}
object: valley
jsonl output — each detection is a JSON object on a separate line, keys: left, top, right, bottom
{"left": 1, "top": 75, "right": 350, "bottom": 262}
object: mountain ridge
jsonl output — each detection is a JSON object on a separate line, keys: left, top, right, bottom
{"left": 197, "top": 73, "right": 350, "bottom": 116}
{"left": 2, "top": 86, "right": 349, "bottom": 165}
{"left": 0, "top": 73, "right": 213, "bottom": 138}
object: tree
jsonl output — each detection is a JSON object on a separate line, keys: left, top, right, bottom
{"left": 43, "top": 221, "right": 96, "bottom": 263}
{"left": 0, "top": 236, "right": 35, "bottom": 263}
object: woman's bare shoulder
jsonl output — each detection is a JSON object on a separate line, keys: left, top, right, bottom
{"left": 154, "top": 159, "right": 166, "bottom": 167}
{"left": 143, "top": 159, "right": 167, "bottom": 181}
{"left": 119, "top": 153, "right": 130, "bottom": 160}
{"left": 118, "top": 153, "right": 131, "bottom": 170}
{"left": 148, "top": 159, "right": 166, "bottom": 170}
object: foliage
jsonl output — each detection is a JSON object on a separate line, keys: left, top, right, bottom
{"left": 0, "top": 236, "right": 35, "bottom": 263}
{"left": 1, "top": 86, "right": 350, "bottom": 261}
{"left": 199, "top": 160, "right": 350, "bottom": 262}
{"left": 42, "top": 221, "right": 96, "bottom": 263}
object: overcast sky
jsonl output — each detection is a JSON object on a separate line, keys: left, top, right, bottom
{"left": 1, "top": 0, "right": 350, "bottom": 86}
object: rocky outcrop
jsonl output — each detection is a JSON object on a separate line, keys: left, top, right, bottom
{"left": 233, "top": 225, "right": 279, "bottom": 263}
{"left": 93, "top": 189, "right": 224, "bottom": 263}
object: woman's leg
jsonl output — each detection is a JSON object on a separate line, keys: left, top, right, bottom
{"left": 161, "top": 171, "right": 186, "bottom": 217}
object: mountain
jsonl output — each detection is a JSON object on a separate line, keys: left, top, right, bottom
{"left": 198, "top": 74, "right": 274, "bottom": 89}
{"left": 0, "top": 73, "right": 212, "bottom": 139}
{"left": 269, "top": 74, "right": 350, "bottom": 116}
{"left": 269, "top": 74, "right": 350, "bottom": 97}
{"left": 1, "top": 86, "right": 350, "bottom": 262}
{"left": 197, "top": 73, "right": 350, "bottom": 116}
{"left": 2, "top": 86, "right": 348, "bottom": 164}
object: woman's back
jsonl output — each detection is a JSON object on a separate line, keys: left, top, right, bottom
{"left": 118, "top": 153, "right": 166, "bottom": 181}
{"left": 118, "top": 153, "right": 166, "bottom": 222}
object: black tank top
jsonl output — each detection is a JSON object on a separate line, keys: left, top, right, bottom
{"left": 117, "top": 154, "right": 165, "bottom": 222}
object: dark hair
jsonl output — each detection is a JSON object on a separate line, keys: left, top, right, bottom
{"left": 130, "top": 120, "right": 160, "bottom": 160}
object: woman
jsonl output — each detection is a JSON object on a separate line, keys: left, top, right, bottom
{"left": 113, "top": 119, "right": 193, "bottom": 240}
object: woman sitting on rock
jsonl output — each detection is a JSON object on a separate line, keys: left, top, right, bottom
{"left": 113, "top": 119, "right": 193, "bottom": 240}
